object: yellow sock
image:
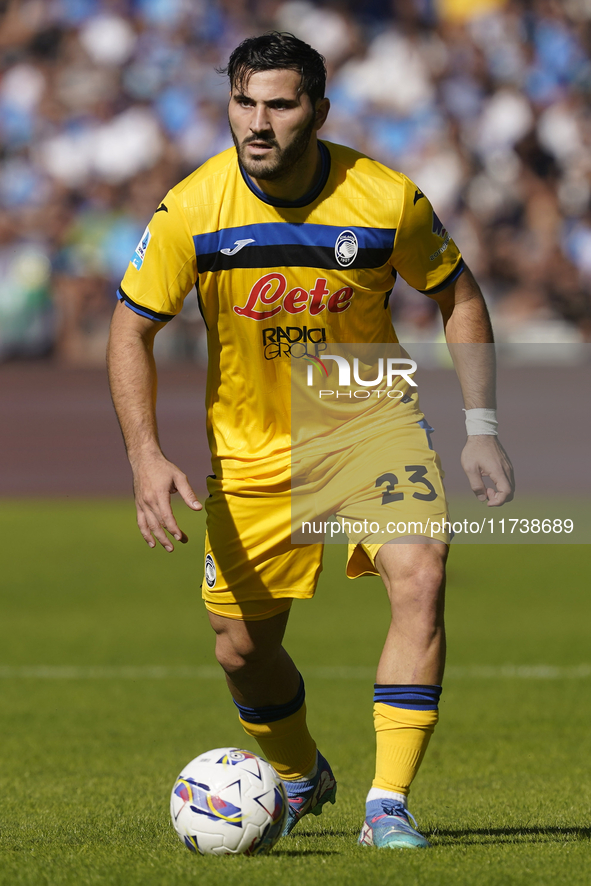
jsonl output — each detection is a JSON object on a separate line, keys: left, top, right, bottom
{"left": 239, "top": 702, "right": 317, "bottom": 781}
{"left": 373, "top": 702, "right": 439, "bottom": 795}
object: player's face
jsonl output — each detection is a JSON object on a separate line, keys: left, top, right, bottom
{"left": 228, "top": 69, "right": 323, "bottom": 181}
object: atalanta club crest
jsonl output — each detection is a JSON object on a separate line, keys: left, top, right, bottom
{"left": 205, "top": 554, "right": 216, "bottom": 588}
{"left": 335, "top": 230, "right": 358, "bottom": 267}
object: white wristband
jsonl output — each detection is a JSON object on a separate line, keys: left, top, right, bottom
{"left": 464, "top": 408, "right": 498, "bottom": 436}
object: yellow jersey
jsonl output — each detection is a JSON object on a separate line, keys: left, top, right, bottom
{"left": 118, "top": 141, "right": 463, "bottom": 468}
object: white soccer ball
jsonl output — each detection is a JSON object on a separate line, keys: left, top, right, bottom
{"left": 170, "top": 748, "right": 288, "bottom": 856}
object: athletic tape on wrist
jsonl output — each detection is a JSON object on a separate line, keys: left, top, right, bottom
{"left": 463, "top": 408, "right": 498, "bottom": 436}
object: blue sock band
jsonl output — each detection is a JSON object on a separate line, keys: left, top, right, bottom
{"left": 373, "top": 683, "right": 442, "bottom": 711}
{"left": 234, "top": 675, "right": 306, "bottom": 724}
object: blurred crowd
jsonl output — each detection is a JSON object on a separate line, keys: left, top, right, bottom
{"left": 1, "top": 0, "right": 591, "bottom": 363}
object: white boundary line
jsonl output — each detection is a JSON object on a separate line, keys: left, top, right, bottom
{"left": 0, "top": 665, "right": 589, "bottom": 680}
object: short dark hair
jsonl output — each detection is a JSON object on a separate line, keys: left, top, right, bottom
{"left": 222, "top": 32, "right": 327, "bottom": 107}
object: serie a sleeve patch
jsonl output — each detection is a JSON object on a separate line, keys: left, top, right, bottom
{"left": 119, "top": 190, "right": 197, "bottom": 318}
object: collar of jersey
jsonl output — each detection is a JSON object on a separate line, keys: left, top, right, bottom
{"left": 238, "top": 141, "right": 331, "bottom": 208}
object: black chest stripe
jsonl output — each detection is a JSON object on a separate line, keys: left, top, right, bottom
{"left": 196, "top": 244, "right": 393, "bottom": 274}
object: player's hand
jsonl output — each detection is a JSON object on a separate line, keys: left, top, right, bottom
{"left": 460, "top": 436, "right": 515, "bottom": 507}
{"left": 131, "top": 453, "right": 202, "bottom": 551}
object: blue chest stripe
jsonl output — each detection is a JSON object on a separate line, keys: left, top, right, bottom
{"left": 193, "top": 223, "right": 396, "bottom": 259}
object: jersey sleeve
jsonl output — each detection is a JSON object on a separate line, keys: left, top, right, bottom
{"left": 117, "top": 190, "right": 197, "bottom": 321}
{"left": 391, "top": 175, "right": 464, "bottom": 295}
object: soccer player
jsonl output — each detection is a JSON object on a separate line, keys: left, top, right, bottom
{"left": 107, "top": 33, "right": 514, "bottom": 849}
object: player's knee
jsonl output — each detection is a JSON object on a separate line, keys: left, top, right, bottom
{"left": 380, "top": 548, "right": 446, "bottom": 618}
{"left": 389, "top": 571, "right": 445, "bottom": 646}
{"left": 403, "top": 564, "right": 445, "bottom": 612}
{"left": 410, "top": 559, "right": 445, "bottom": 595}
{"left": 385, "top": 554, "right": 445, "bottom": 593}
{"left": 213, "top": 633, "right": 249, "bottom": 673}
{"left": 212, "top": 627, "right": 275, "bottom": 676}
{"left": 208, "top": 608, "right": 289, "bottom": 676}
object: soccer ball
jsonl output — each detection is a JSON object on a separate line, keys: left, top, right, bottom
{"left": 170, "top": 748, "right": 288, "bottom": 856}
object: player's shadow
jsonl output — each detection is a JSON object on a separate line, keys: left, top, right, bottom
{"left": 291, "top": 830, "right": 351, "bottom": 838}
{"left": 429, "top": 826, "right": 591, "bottom": 844}
{"left": 273, "top": 827, "right": 352, "bottom": 854}
{"left": 273, "top": 849, "right": 339, "bottom": 856}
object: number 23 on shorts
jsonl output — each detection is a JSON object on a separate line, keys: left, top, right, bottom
{"left": 375, "top": 466, "right": 438, "bottom": 504}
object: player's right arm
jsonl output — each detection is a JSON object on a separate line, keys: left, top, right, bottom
{"left": 107, "top": 302, "right": 202, "bottom": 552}
{"left": 108, "top": 187, "right": 201, "bottom": 550}
{"left": 107, "top": 182, "right": 203, "bottom": 551}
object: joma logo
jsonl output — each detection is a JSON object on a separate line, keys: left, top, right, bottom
{"left": 234, "top": 273, "right": 354, "bottom": 321}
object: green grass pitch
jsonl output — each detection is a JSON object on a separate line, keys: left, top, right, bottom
{"left": 0, "top": 499, "right": 589, "bottom": 885}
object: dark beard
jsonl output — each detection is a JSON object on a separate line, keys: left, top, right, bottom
{"left": 230, "top": 115, "right": 316, "bottom": 181}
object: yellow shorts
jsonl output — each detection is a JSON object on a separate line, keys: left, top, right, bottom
{"left": 202, "top": 413, "right": 449, "bottom": 614}
{"left": 205, "top": 598, "right": 293, "bottom": 621}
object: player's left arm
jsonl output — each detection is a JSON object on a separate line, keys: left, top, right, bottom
{"left": 391, "top": 175, "right": 513, "bottom": 505}
{"left": 429, "top": 266, "right": 515, "bottom": 506}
